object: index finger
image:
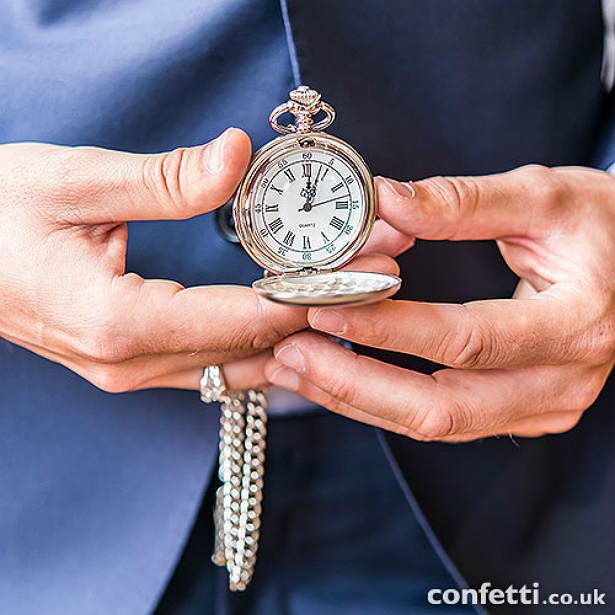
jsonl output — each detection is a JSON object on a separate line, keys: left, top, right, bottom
{"left": 307, "top": 283, "right": 607, "bottom": 369}
{"left": 91, "top": 274, "right": 309, "bottom": 365}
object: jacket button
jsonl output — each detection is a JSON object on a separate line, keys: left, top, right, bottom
{"left": 215, "top": 199, "right": 239, "bottom": 243}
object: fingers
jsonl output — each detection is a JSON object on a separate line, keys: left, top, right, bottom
{"left": 106, "top": 250, "right": 395, "bottom": 369}
{"left": 306, "top": 282, "right": 612, "bottom": 369}
{"left": 340, "top": 252, "right": 400, "bottom": 277}
{"left": 360, "top": 219, "right": 415, "bottom": 257}
{"left": 265, "top": 365, "right": 427, "bottom": 437}
{"left": 83, "top": 343, "right": 274, "bottom": 393}
{"left": 263, "top": 362, "right": 583, "bottom": 441}
{"left": 499, "top": 411, "right": 584, "bottom": 438}
{"left": 264, "top": 332, "right": 605, "bottom": 440}
{"left": 376, "top": 165, "right": 569, "bottom": 242}
{"left": 137, "top": 351, "right": 272, "bottom": 392}
{"left": 12, "top": 321, "right": 273, "bottom": 394}
{"left": 91, "top": 274, "right": 308, "bottom": 365}
{"left": 41, "top": 128, "right": 252, "bottom": 223}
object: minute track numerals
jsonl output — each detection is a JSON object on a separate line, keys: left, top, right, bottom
{"left": 251, "top": 147, "right": 364, "bottom": 267}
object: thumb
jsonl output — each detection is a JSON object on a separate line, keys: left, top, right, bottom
{"left": 45, "top": 127, "right": 252, "bottom": 223}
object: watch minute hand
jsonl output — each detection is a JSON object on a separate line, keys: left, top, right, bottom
{"left": 309, "top": 195, "right": 345, "bottom": 208}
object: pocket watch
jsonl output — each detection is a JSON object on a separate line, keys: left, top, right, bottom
{"left": 233, "top": 86, "right": 401, "bottom": 306}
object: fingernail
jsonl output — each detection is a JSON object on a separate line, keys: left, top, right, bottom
{"left": 204, "top": 127, "right": 233, "bottom": 174}
{"left": 275, "top": 343, "right": 305, "bottom": 373}
{"left": 380, "top": 177, "right": 416, "bottom": 199}
{"left": 269, "top": 365, "right": 300, "bottom": 391}
{"left": 311, "top": 309, "right": 345, "bottom": 334}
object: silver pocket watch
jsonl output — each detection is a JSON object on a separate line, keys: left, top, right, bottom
{"left": 208, "top": 87, "right": 402, "bottom": 592}
{"left": 233, "top": 86, "right": 401, "bottom": 306}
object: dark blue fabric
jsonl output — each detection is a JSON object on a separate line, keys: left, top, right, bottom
{"left": 286, "top": 2, "right": 615, "bottom": 613}
{"left": 0, "top": 2, "right": 295, "bottom": 614}
{"left": 1, "top": 1, "right": 614, "bottom": 614}
{"left": 0, "top": 2, "right": 460, "bottom": 614}
{"left": 153, "top": 413, "right": 475, "bottom": 615}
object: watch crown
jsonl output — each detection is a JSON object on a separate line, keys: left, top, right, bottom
{"left": 289, "top": 86, "right": 321, "bottom": 108}
{"left": 270, "top": 86, "right": 335, "bottom": 135}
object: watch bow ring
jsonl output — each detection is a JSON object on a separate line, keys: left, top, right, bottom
{"left": 233, "top": 85, "right": 402, "bottom": 307}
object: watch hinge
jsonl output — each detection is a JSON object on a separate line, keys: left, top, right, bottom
{"left": 299, "top": 266, "right": 332, "bottom": 275}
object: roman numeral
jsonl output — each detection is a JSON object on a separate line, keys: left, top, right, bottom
{"left": 321, "top": 231, "right": 330, "bottom": 244}
{"left": 303, "top": 235, "right": 311, "bottom": 250}
{"left": 330, "top": 216, "right": 344, "bottom": 230}
{"left": 265, "top": 204, "right": 279, "bottom": 213}
{"left": 270, "top": 185, "right": 283, "bottom": 194}
{"left": 302, "top": 163, "right": 311, "bottom": 178}
{"left": 331, "top": 182, "right": 344, "bottom": 193}
{"left": 320, "top": 167, "right": 329, "bottom": 182}
{"left": 283, "top": 230, "right": 296, "bottom": 246}
{"left": 335, "top": 200, "right": 349, "bottom": 209}
{"left": 284, "top": 168, "right": 296, "bottom": 183}
{"left": 269, "top": 217, "right": 284, "bottom": 234}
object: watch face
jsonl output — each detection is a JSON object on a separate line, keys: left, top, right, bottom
{"left": 234, "top": 134, "right": 375, "bottom": 273}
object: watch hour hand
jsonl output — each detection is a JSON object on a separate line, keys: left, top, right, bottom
{"left": 298, "top": 202, "right": 313, "bottom": 212}
{"left": 298, "top": 195, "right": 343, "bottom": 212}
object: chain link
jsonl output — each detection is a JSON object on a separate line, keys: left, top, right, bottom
{"left": 212, "top": 389, "right": 268, "bottom": 591}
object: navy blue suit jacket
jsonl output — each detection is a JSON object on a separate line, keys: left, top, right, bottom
{"left": 286, "top": 2, "right": 615, "bottom": 612}
{"left": 0, "top": 1, "right": 613, "bottom": 613}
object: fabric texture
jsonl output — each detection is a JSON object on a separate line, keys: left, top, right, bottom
{"left": 0, "top": 1, "right": 614, "bottom": 614}
{"left": 0, "top": 2, "right": 305, "bottom": 613}
{"left": 285, "top": 2, "right": 615, "bottom": 613}
{"left": 153, "top": 413, "right": 476, "bottom": 615}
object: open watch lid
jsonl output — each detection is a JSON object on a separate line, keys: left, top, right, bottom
{"left": 252, "top": 270, "right": 401, "bottom": 307}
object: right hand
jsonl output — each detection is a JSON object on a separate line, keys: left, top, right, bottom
{"left": 0, "top": 129, "right": 312, "bottom": 393}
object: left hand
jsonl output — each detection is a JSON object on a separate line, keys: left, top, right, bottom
{"left": 264, "top": 165, "right": 615, "bottom": 441}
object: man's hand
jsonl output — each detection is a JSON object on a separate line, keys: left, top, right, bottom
{"left": 0, "top": 131, "right": 313, "bottom": 392}
{"left": 265, "top": 165, "right": 615, "bottom": 441}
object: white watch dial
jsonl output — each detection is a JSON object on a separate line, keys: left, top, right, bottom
{"left": 251, "top": 146, "right": 366, "bottom": 268}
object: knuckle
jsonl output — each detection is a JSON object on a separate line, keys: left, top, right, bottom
{"left": 86, "top": 365, "right": 134, "bottom": 394}
{"left": 325, "top": 351, "right": 364, "bottom": 405}
{"left": 236, "top": 295, "right": 304, "bottom": 354}
{"left": 406, "top": 405, "right": 457, "bottom": 441}
{"left": 141, "top": 147, "right": 196, "bottom": 218}
{"left": 554, "top": 412, "right": 584, "bottom": 434}
{"left": 325, "top": 372, "right": 355, "bottom": 405}
{"left": 424, "top": 176, "right": 480, "bottom": 228}
{"left": 404, "top": 391, "right": 464, "bottom": 440}
{"left": 366, "top": 312, "right": 399, "bottom": 347}
{"left": 516, "top": 164, "right": 564, "bottom": 211}
{"left": 439, "top": 312, "right": 495, "bottom": 369}
{"left": 78, "top": 293, "right": 138, "bottom": 365}
{"left": 586, "top": 315, "right": 615, "bottom": 365}
{"left": 236, "top": 303, "right": 280, "bottom": 354}
{"left": 226, "top": 322, "right": 277, "bottom": 356}
{"left": 79, "top": 325, "right": 135, "bottom": 365}
{"left": 243, "top": 325, "right": 278, "bottom": 353}
{"left": 567, "top": 372, "right": 604, "bottom": 412}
